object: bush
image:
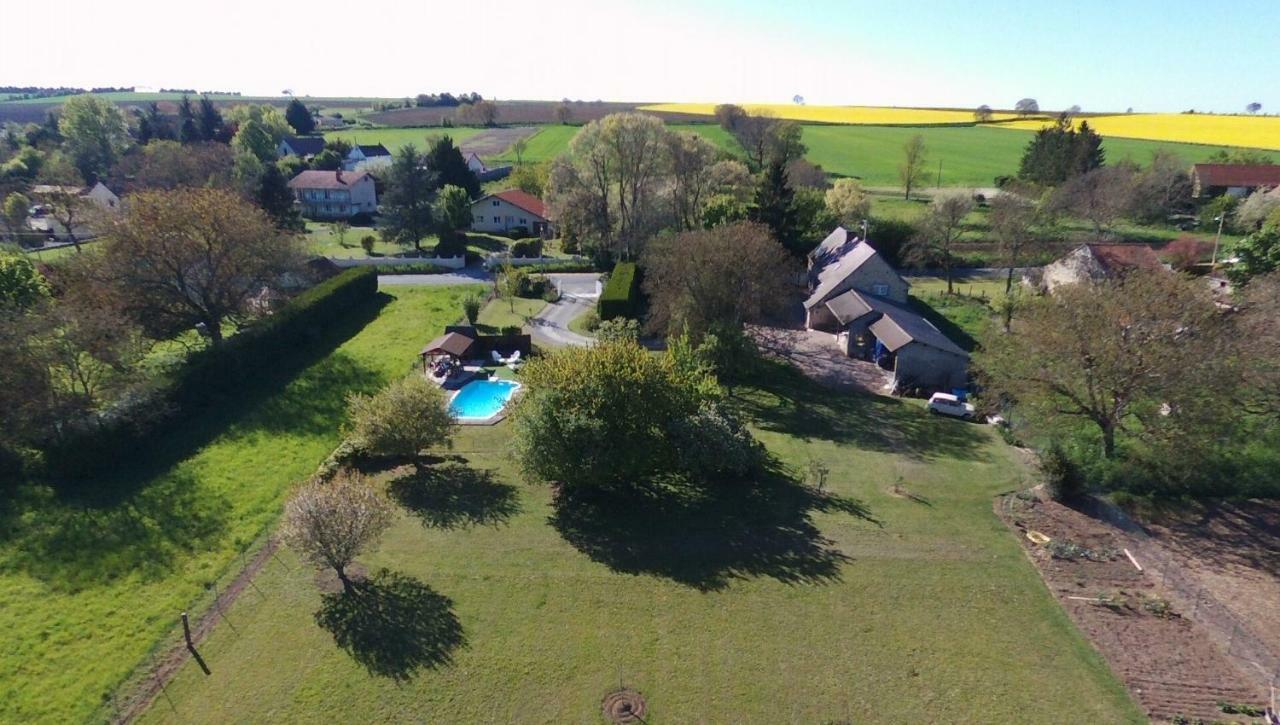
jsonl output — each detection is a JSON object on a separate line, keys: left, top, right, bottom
{"left": 46, "top": 268, "right": 380, "bottom": 477}
{"left": 346, "top": 375, "right": 455, "bottom": 458}
{"left": 1039, "top": 444, "right": 1086, "bottom": 502}
{"left": 462, "top": 293, "right": 483, "bottom": 324}
{"left": 1199, "top": 194, "right": 1239, "bottom": 233}
{"left": 360, "top": 235, "right": 376, "bottom": 254}
{"left": 597, "top": 262, "right": 638, "bottom": 320}
{"left": 595, "top": 317, "right": 638, "bottom": 343}
{"left": 578, "top": 310, "right": 600, "bottom": 332}
{"left": 378, "top": 263, "right": 449, "bottom": 275}
{"left": 348, "top": 212, "right": 374, "bottom": 226}
{"left": 510, "top": 238, "right": 543, "bottom": 258}
{"left": 507, "top": 226, "right": 530, "bottom": 240}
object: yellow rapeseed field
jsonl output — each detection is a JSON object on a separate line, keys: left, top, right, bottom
{"left": 998, "top": 114, "right": 1280, "bottom": 150}
{"left": 639, "top": 103, "right": 1020, "bottom": 125}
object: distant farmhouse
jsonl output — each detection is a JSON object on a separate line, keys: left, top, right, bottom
{"left": 470, "top": 189, "right": 552, "bottom": 236}
{"left": 464, "top": 151, "right": 487, "bottom": 175}
{"left": 343, "top": 144, "right": 392, "bottom": 172}
{"left": 1190, "top": 163, "right": 1280, "bottom": 199}
{"left": 1036, "top": 243, "right": 1164, "bottom": 293}
{"left": 804, "top": 227, "right": 969, "bottom": 392}
{"left": 287, "top": 170, "right": 377, "bottom": 220}
{"left": 277, "top": 136, "right": 326, "bottom": 159}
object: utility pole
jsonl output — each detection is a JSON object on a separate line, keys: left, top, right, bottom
{"left": 936, "top": 159, "right": 943, "bottom": 188}
{"left": 1211, "top": 213, "right": 1226, "bottom": 268}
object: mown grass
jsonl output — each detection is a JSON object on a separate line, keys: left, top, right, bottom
{"left": 492, "top": 125, "right": 578, "bottom": 164}
{"left": 0, "top": 286, "right": 474, "bottom": 724}
{"left": 137, "top": 357, "right": 1141, "bottom": 723}
{"left": 475, "top": 296, "right": 546, "bottom": 333}
{"left": 805, "top": 125, "right": 1256, "bottom": 187}
{"left": 304, "top": 222, "right": 406, "bottom": 258}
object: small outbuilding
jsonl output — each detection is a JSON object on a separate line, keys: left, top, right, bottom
{"left": 1191, "top": 163, "right": 1280, "bottom": 199}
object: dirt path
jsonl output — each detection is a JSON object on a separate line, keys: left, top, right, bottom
{"left": 458, "top": 127, "right": 538, "bottom": 158}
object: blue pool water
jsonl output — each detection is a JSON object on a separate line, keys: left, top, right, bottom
{"left": 449, "top": 379, "right": 521, "bottom": 420}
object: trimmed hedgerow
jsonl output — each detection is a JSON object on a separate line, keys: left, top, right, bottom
{"left": 597, "top": 262, "right": 638, "bottom": 320}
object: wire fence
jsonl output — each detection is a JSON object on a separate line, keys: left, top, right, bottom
{"left": 1082, "top": 497, "right": 1280, "bottom": 692}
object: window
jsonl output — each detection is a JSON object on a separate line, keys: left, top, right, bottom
{"left": 872, "top": 283, "right": 890, "bottom": 296}
{"left": 493, "top": 216, "right": 501, "bottom": 223}
{"left": 492, "top": 200, "right": 500, "bottom": 207}
{"left": 474, "top": 215, "right": 483, "bottom": 223}
{"left": 519, "top": 217, "right": 527, "bottom": 224}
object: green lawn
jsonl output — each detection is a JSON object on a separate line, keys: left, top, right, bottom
{"left": 804, "top": 124, "right": 1258, "bottom": 187}
{"left": 492, "top": 125, "right": 579, "bottom": 164}
{"left": 322, "top": 127, "right": 485, "bottom": 155}
{"left": 304, "top": 222, "right": 406, "bottom": 258}
{"left": 134, "top": 353, "right": 1140, "bottom": 722}
{"left": 0, "top": 286, "right": 475, "bottom": 724}
{"left": 475, "top": 295, "right": 546, "bottom": 333}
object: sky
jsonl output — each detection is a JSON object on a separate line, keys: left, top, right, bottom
{"left": 3, "top": 0, "right": 1277, "bottom": 113}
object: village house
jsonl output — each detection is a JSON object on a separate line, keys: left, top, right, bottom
{"left": 804, "top": 227, "right": 969, "bottom": 392}
{"left": 464, "top": 151, "right": 487, "bottom": 174}
{"left": 26, "top": 182, "right": 121, "bottom": 241}
{"left": 343, "top": 144, "right": 392, "bottom": 172}
{"left": 286, "top": 169, "right": 377, "bottom": 220}
{"left": 1035, "top": 243, "right": 1165, "bottom": 293}
{"left": 1190, "top": 163, "right": 1280, "bottom": 199}
{"left": 469, "top": 189, "right": 552, "bottom": 236}
{"left": 276, "top": 136, "right": 326, "bottom": 159}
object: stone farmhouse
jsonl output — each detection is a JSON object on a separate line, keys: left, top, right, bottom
{"left": 1036, "top": 243, "right": 1164, "bottom": 293}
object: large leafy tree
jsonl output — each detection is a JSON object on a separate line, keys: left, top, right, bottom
{"left": 424, "top": 135, "right": 480, "bottom": 198}
{"left": 432, "top": 184, "right": 473, "bottom": 255}
{"left": 58, "top": 94, "right": 130, "bottom": 181}
{"left": 99, "top": 188, "right": 304, "bottom": 345}
{"left": 976, "top": 271, "right": 1232, "bottom": 460}
{"left": 641, "top": 221, "right": 795, "bottom": 337}
{"left": 285, "top": 98, "right": 315, "bottom": 135}
{"left": 380, "top": 144, "right": 438, "bottom": 252}
{"left": 0, "top": 251, "right": 50, "bottom": 312}
{"left": 346, "top": 375, "right": 455, "bottom": 458}
{"left": 123, "top": 140, "right": 234, "bottom": 190}
{"left": 256, "top": 162, "right": 303, "bottom": 230}
{"left": 1228, "top": 225, "right": 1280, "bottom": 285}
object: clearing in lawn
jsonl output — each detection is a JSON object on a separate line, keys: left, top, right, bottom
{"left": 134, "top": 351, "right": 1141, "bottom": 722}
{"left": 0, "top": 285, "right": 474, "bottom": 724}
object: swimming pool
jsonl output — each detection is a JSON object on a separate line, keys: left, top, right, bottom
{"left": 449, "top": 379, "right": 521, "bottom": 421}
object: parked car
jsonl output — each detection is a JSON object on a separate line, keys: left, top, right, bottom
{"left": 927, "top": 392, "right": 975, "bottom": 420}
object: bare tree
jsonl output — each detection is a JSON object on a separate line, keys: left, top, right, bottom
{"left": 32, "top": 185, "right": 93, "bottom": 250}
{"left": 282, "top": 471, "right": 394, "bottom": 594}
{"left": 1050, "top": 166, "right": 1136, "bottom": 236}
{"left": 907, "top": 189, "right": 973, "bottom": 293}
{"left": 735, "top": 113, "right": 778, "bottom": 169}
{"left": 667, "top": 132, "right": 721, "bottom": 230}
{"left": 824, "top": 178, "right": 871, "bottom": 227}
{"left": 899, "top": 134, "right": 928, "bottom": 201}
{"left": 553, "top": 103, "right": 573, "bottom": 125}
{"left": 511, "top": 137, "right": 528, "bottom": 166}
{"left": 988, "top": 194, "right": 1042, "bottom": 330}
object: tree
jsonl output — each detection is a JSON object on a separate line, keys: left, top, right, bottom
{"left": 497, "top": 259, "right": 526, "bottom": 312}
{"left": 460, "top": 100, "right": 499, "bottom": 126}
{"left": 907, "top": 190, "right": 973, "bottom": 294}
{"left": 702, "top": 194, "right": 748, "bottom": 229}
{"left": 1235, "top": 187, "right": 1280, "bottom": 231}
{"left": 380, "top": 144, "right": 437, "bottom": 252}
{"left": 282, "top": 471, "right": 393, "bottom": 594}
{"left": 99, "top": 188, "right": 304, "bottom": 345}
{"left": 425, "top": 135, "right": 480, "bottom": 198}
{"left": 125, "top": 140, "right": 234, "bottom": 190}
{"left": 749, "top": 157, "right": 800, "bottom": 253}
{"left": 133, "top": 102, "right": 172, "bottom": 144}
{"left": 1228, "top": 226, "right": 1280, "bottom": 285}
{"left": 766, "top": 120, "right": 807, "bottom": 165}
{"left": 825, "top": 178, "right": 871, "bottom": 227}
{"left": 792, "top": 187, "right": 840, "bottom": 242}
{"left": 1050, "top": 165, "right": 1134, "bottom": 235}
{"left": 2, "top": 192, "right": 30, "bottom": 240}
{"left": 1126, "top": 150, "right": 1192, "bottom": 224}
{"left": 974, "top": 105, "right": 994, "bottom": 123}
{"left": 197, "top": 95, "right": 225, "bottom": 142}
{"left": 232, "top": 117, "right": 278, "bottom": 162}
{"left": 310, "top": 148, "right": 342, "bottom": 171}
{"left": 977, "top": 271, "right": 1231, "bottom": 461}
{"left": 1206, "top": 148, "right": 1274, "bottom": 166}
{"left": 1015, "top": 98, "right": 1039, "bottom": 116}
{"left": 641, "top": 221, "right": 796, "bottom": 337}
{"left": 256, "top": 162, "right": 303, "bottom": 230}
{"left": 285, "top": 98, "right": 315, "bottom": 135}
{"left": 734, "top": 113, "right": 779, "bottom": 169}
{"left": 0, "top": 251, "right": 50, "bottom": 312}
{"left": 432, "top": 184, "right": 472, "bottom": 253}
{"left": 511, "top": 340, "right": 715, "bottom": 493}
{"left": 1018, "top": 114, "right": 1106, "bottom": 185}
{"left": 666, "top": 131, "right": 721, "bottom": 230}
{"left": 511, "top": 137, "right": 528, "bottom": 166}
{"left": 510, "top": 162, "right": 549, "bottom": 197}
{"left": 462, "top": 293, "right": 483, "bottom": 324}
{"left": 1246, "top": 102, "right": 1263, "bottom": 115}
{"left": 177, "top": 94, "right": 199, "bottom": 143}
{"left": 713, "top": 103, "right": 747, "bottom": 131}
{"left": 554, "top": 103, "right": 573, "bottom": 125}
{"left": 346, "top": 375, "right": 455, "bottom": 458}
{"left": 785, "top": 159, "right": 828, "bottom": 189}
{"left": 58, "top": 94, "right": 129, "bottom": 181}
{"left": 899, "top": 134, "right": 928, "bottom": 200}
{"left": 33, "top": 155, "right": 98, "bottom": 251}
{"left": 988, "top": 193, "right": 1040, "bottom": 295}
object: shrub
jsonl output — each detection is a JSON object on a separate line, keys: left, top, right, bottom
{"left": 462, "top": 293, "right": 483, "bottom": 324}
{"left": 666, "top": 403, "right": 764, "bottom": 480}
{"left": 597, "top": 261, "right": 638, "bottom": 320}
{"left": 595, "top": 317, "right": 638, "bottom": 343}
{"left": 360, "top": 235, "right": 376, "bottom": 254}
{"left": 510, "top": 238, "right": 543, "bottom": 258}
{"left": 1039, "top": 443, "right": 1086, "bottom": 502}
{"left": 507, "top": 225, "right": 530, "bottom": 240}
{"left": 346, "top": 375, "right": 455, "bottom": 459}
{"left": 1199, "top": 194, "right": 1239, "bottom": 233}
{"left": 578, "top": 310, "right": 600, "bottom": 332}
{"left": 377, "top": 263, "right": 448, "bottom": 275}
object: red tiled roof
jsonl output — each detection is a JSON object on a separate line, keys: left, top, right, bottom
{"left": 1086, "top": 244, "right": 1163, "bottom": 273}
{"left": 1192, "top": 164, "right": 1280, "bottom": 189}
{"left": 287, "top": 170, "right": 371, "bottom": 190}
{"left": 484, "top": 189, "right": 548, "bottom": 219}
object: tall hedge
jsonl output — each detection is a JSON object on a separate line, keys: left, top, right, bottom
{"left": 46, "top": 267, "right": 379, "bottom": 477}
{"left": 597, "top": 262, "right": 638, "bottom": 320}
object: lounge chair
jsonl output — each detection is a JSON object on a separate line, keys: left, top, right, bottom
{"left": 506, "top": 350, "right": 522, "bottom": 369}
{"left": 491, "top": 350, "right": 505, "bottom": 364}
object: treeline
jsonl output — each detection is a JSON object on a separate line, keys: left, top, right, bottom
{"left": 2, "top": 86, "right": 136, "bottom": 100}
{"left": 414, "top": 92, "right": 484, "bottom": 107}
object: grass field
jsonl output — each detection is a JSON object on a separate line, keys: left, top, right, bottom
{"left": 475, "top": 295, "right": 546, "bottom": 333}
{"left": 0, "top": 286, "right": 474, "bottom": 723}
{"left": 304, "top": 223, "right": 405, "bottom": 258}
{"left": 640, "top": 103, "right": 1023, "bottom": 125}
{"left": 321, "top": 127, "right": 486, "bottom": 155}
{"left": 135, "top": 349, "right": 1140, "bottom": 723}
{"left": 491, "top": 125, "right": 579, "bottom": 163}
{"left": 804, "top": 125, "right": 1256, "bottom": 187}
{"left": 999, "top": 113, "right": 1280, "bottom": 151}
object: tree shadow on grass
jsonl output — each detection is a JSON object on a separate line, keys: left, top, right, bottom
{"left": 315, "top": 568, "right": 465, "bottom": 681}
{"left": 734, "top": 360, "right": 990, "bottom": 463}
{"left": 549, "top": 463, "right": 878, "bottom": 592}
{"left": 386, "top": 460, "right": 521, "bottom": 530}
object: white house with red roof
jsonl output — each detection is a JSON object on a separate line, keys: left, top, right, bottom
{"left": 287, "top": 169, "right": 377, "bottom": 220}
{"left": 469, "top": 189, "right": 552, "bottom": 236}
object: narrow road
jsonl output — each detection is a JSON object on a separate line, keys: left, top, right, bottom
{"left": 528, "top": 273, "right": 602, "bottom": 348}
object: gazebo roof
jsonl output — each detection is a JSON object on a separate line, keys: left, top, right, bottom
{"left": 420, "top": 331, "right": 476, "bottom": 358}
